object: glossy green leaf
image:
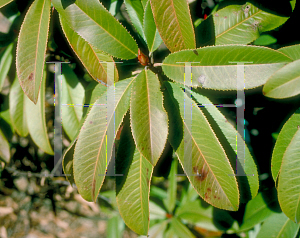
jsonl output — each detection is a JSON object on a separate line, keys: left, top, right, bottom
{"left": 130, "top": 69, "right": 168, "bottom": 166}
{"left": 52, "top": 0, "right": 138, "bottom": 59}
{"left": 9, "top": 74, "right": 29, "bottom": 137}
{"left": 213, "top": 2, "right": 289, "bottom": 45}
{"left": 16, "top": 0, "right": 51, "bottom": 104}
{"left": 165, "top": 82, "right": 239, "bottom": 211}
{"left": 0, "top": 43, "right": 13, "bottom": 92}
{"left": 59, "top": 15, "right": 118, "bottom": 84}
{"left": 0, "top": 128, "right": 10, "bottom": 163}
{"left": 277, "top": 121, "right": 300, "bottom": 223}
{"left": 0, "top": 0, "right": 13, "bottom": 8}
{"left": 63, "top": 83, "right": 107, "bottom": 186}
{"left": 150, "top": 0, "right": 195, "bottom": 52}
{"left": 116, "top": 120, "right": 153, "bottom": 235}
{"left": 278, "top": 44, "right": 300, "bottom": 60}
{"left": 253, "top": 34, "right": 277, "bottom": 46}
{"left": 163, "top": 158, "right": 177, "bottom": 213}
{"left": 257, "top": 212, "right": 299, "bottom": 238}
{"left": 60, "top": 65, "right": 85, "bottom": 141}
{"left": 74, "top": 77, "right": 134, "bottom": 202}
{"left": 271, "top": 108, "right": 300, "bottom": 183}
{"left": 125, "top": 0, "right": 145, "bottom": 41}
{"left": 143, "top": 0, "right": 162, "bottom": 53}
{"left": 25, "top": 70, "right": 54, "bottom": 155}
{"left": 171, "top": 217, "right": 195, "bottom": 238}
{"left": 188, "top": 89, "right": 259, "bottom": 202}
{"left": 240, "top": 190, "right": 279, "bottom": 231}
{"left": 263, "top": 59, "right": 300, "bottom": 98}
{"left": 162, "top": 45, "right": 292, "bottom": 90}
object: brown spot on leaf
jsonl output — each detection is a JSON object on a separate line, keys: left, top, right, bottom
{"left": 193, "top": 164, "right": 209, "bottom": 182}
{"left": 92, "top": 179, "right": 96, "bottom": 201}
{"left": 28, "top": 73, "right": 34, "bottom": 81}
{"left": 205, "top": 192, "right": 210, "bottom": 200}
{"left": 215, "top": 13, "right": 219, "bottom": 17}
{"left": 89, "top": 121, "right": 93, "bottom": 124}
{"left": 298, "top": 125, "right": 300, "bottom": 129}
{"left": 207, "top": 188, "right": 211, "bottom": 192}
{"left": 214, "top": 195, "right": 217, "bottom": 199}
{"left": 218, "top": 197, "right": 220, "bottom": 200}
{"left": 193, "top": 50, "right": 199, "bottom": 56}
{"left": 224, "top": 16, "right": 227, "bottom": 19}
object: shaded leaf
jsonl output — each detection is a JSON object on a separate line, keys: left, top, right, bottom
{"left": 257, "top": 212, "right": 299, "bottom": 238}
{"left": 0, "top": 43, "right": 13, "bottom": 92}
{"left": 163, "top": 158, "right": 177, "bottom": 213}
{"left": 162, "top": 45, "right": 292, "bottom": 90}
{"left": 60, "top": 64, "right": 85, "bottom": 141}
{"left": 52, "top": 0, "right": 138, "bottom": 59}
{"left": 25, "top": 70, "right": 54, "bottom": 155}
{"left": 253, "top": 34, "right": 277, "bottom": 46}
{"left": 9, "top": 74, "right": 29, "bottom": 137}
{"left": 165, "top": 82, "right": 239, "bottom": 211}
{"left": 74, "top": 77, "right": 134, "bottom": 202}
{"left": 107, "top": 215, "right": 124, "bottom": 238}
{"left": 189, "top": 89, "right": 259, "bottom": 202}
{"left": 59, "top": 15, "right": 118, "bottom": 84}
{"left": 213, "top": 2, "right": 289, "bottom": 45}
{"left": 278, "top": 44, "right": 300, "bottom": 60}
{"left": 130, "top": 69, "right": 168, "bottom": 165}
{"left": 263, "top": 59, "right": 300, "bottom": 98}
{"left": 149, "top": 200, "right": 166, "bottom": 220}
{"left": 16, "top": 0, "right": 51, "bottom": 103}
{"left": 146, "top": 220, "right": 168, "bottom": 238}
{"left": 143, "top": 0, "right": 162, "bottom": 53}
{"left": 0, "top": 128, "right": 10, "bottom": 163}
{"left": 150, "top": 0, "right": 195, "bottom": 52}
{"left": 116, "top": 119, "right": 153, "bottom": 235}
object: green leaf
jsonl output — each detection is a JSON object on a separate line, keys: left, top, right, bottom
{"left": 9, "top": 74, "right": 29, "bottom": 137}
{"left": 63, "top": 83, "right": 107, "bottom": 186}
{"left": 170, "top": 217, "right": 195, "bottom": 238}
{"left": 165, "top": 82, "right": 239, "bottom": 211}
{"left": 277, "top": 117, "right": 300, "bottom": 223}
{"left": 25, "top": 70, "right": 54, "bottom": 155}
{"left": 253, "top": 34, "right": 277, "bottom": 46}
{"left": 0, "top": 0, "right": 13, "bottom": 8}
{"left": 60, "top": 64, "right": 85, "bottom": 141}
{"left": 130, "top": 69, "right": 168, "bottom": 166}
{"left": 59, "top": 15, "right": 119, "bottom": 84}
{"left": 16, "top": 0, "right": 51, "bottom": 104}
{"left": 74, "top": 77, "right": 134, "bottom": 202}
{"left": 213, "top": 2, "right": 289, "bottom": 45}
{"left": 271, "top": 108, "right": 300, "bottom": 183}
{"left": 278, "top": 44, "right": 300, "bottom": 60}
{"left": 257, "top": 212, "right": 300, "bottom": 238}
{"left": 0, "top": 43, "right": 13, "bottom": 92}
{"left": 125, "top": 0, "right": 145, "bottom": 41}
{"left": 0, "top": 128, "right": 10, "bottom": 163}
{"left": 143, "top": 0, "right": 162, "bottom": 53}
{"left": 116, "top": 119, "right": 153, "bottom": 235}
{"left": 107, "top": 215, "right": 124, "bottom": 238}
{"left": 163, "top": 158, "right": 177, "bottom": 213}
{"left": 150, "top": 0, "right": 195, "bottom": 52}
{"left": 188, "top": 89, "right": 259, "bottom": 202}
{"left": 52, "top": 0, "right": 138, "bottom": 59}
{"left": 162, "top": 45, "right": 292, "bottom": 90}
{"left": 149, "top": 201, "right": 167, "bottom": 220}
{"left": 240, "top": 189, "right": 279, "bottom": 231}
{"left": 263, "top": 59, "right": 300, "bottom": 98}
{"left": 145, "top": 220, "right": 168, "bottom": 238}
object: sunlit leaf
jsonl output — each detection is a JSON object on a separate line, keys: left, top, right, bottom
{"left": 171, "top": 217, "right": 195, "bottom": 238}
{"left": 0, "top": 0, "right": 13, "bottom": 8}
{"left": 74, "top": 77, "right": 134, "bottom": 202}
{"left": 162, "top": 45, "right": 292, "bottom": 90}
{"left": 263, "top": 59, "right": 300, "bottom": 99}
{"left": 257, "top": 212, "right": 299, "bottom": 238}
{"left": 150, "top": 0, "right": 195, "bottom": 52}
{"left": 25, "top": 70, "right": 54, "bottom": 155}
{"left": 16, "top": 0, "right": 51, "bottom": 103}
{"left": 52, "top": 0, "right": 138, "bottom": 59}
{"left": 165, "top": 82, "right": 239, "bottom": 211}
{"left": 278, "top": 44, "right": 300, "bottom": 60}
{"left": 212, "top": 2, "right": 289, "bottom": 45}
{"left": 59, "top": 15, "right": 118, "bottom": 84}
{"left": 130, "top": 69, "right": 168, "bottom": 165}
{"left": 125, "top": 0, "right": 145, "bottom": 41}
{"left": 116, "top": 120, "right": 153, "bottom": 235}
{"left": 0, "top": 128, "right": 10, "bottom": 163}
